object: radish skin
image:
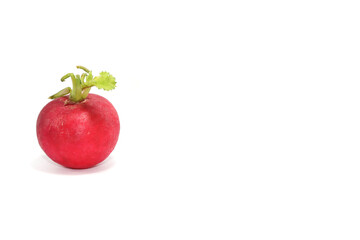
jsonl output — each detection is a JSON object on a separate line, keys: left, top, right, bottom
{"left": 37, "top": 94, "right": 120, "bottom": 169}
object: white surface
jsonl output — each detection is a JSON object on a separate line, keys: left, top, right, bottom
{"left": 0, "top": 0, "right": 360, "bottom": 239}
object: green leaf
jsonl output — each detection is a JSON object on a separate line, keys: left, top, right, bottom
{"left": 87, "top": 71, "right": 116, "bottom": 90}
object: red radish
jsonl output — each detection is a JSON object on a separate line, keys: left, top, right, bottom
{"left": 36, "top": 66, "right": 120, "bottom": 169}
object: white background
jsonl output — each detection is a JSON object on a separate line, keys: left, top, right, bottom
{"left": 0, "top": 0, "right": 360, "bottom": 239}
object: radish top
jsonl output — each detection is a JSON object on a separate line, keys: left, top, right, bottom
{"left": 49, "top": 66, "right": 116, "bottom": 103}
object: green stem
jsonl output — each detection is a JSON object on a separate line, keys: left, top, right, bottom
{"left": 49, "top": 87, "right": 71, "bottom": 99}
{"left": 81, "top": 87, "right": 92, "bottom": 99}
{"left": 50, "top": 66, "right": 113, "bottom": 103}
{"left": 60, "top": 73, "right": 84, "bottom": 102}
{"left": 69, "top": 74, "right": 83, "bottom": 102}
{"left": 80, "top": 73, "right": 87, "bottom": 85}
{"left": 61, "top": 73, "right": 72, "bottom": 82}
{"left": 76, "top": 65, "right": 90, "bottom": 73}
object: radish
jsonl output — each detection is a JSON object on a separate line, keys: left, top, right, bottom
{"left": 36, "top": 66, "right": 120, "bottom": 169}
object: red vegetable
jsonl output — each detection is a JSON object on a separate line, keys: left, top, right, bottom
{"left": 36, "top": 66, "right": 120, "bottom": 169}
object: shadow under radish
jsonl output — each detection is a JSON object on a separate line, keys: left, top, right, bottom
{"left": 31, "top": 154, "right": 115, "bottom": 175}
